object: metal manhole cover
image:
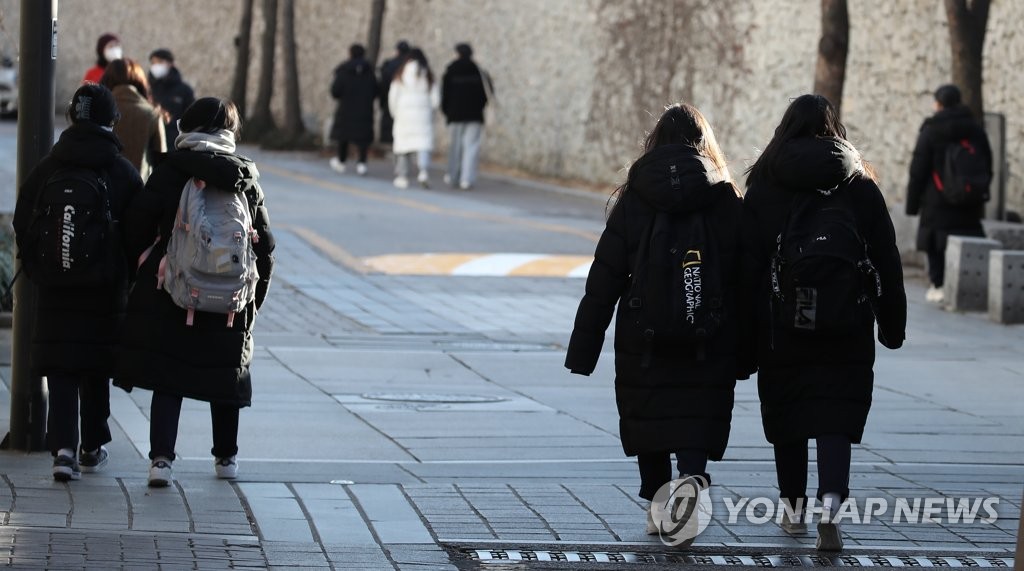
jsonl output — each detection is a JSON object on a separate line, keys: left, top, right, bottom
{"left": 361, "top": 392, "right": 508, "bottom": 404}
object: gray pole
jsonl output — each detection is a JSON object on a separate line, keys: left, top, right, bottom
{"left": 5, "top": 0, "right": 57, "bottom": 451}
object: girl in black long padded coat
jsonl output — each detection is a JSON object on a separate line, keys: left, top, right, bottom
{"left": 566, "top": 104, "right": 743, "bottom": 539}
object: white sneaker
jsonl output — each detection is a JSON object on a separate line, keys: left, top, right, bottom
{"left": 417, "top": 170, "right": 429, "bottom": 187}
{"left": 459, "top": 181, "right": 472, "bottom": 190}
{"left": 393, "top": 176, "right": 409, "bottom": 189}
{"left": 925, "top": 285, "right": 944, "bottom": 303}
{"left": 780, "top": 511, "right": 807, "bottom": 534}
{"left": 355, "top": 162, "right": 367, "bottom": 176}
{"left": 443, "top": 174, "right": 452, "bottom": 186}
{"left": 329, "top": 157, "right": 346, "bottom": 174}
{"left": 148, "top": 457, "right": 173, "bottom": 488}
{"left": 215, "top": 456, "right": 238, "bottom": 479}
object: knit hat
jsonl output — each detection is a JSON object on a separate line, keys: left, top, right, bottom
{"left": 95, "top": 33, "right": 120, "bottom": 59}
{"left": 149, "top": 48, "right": 174, "bottom": 63}
{"left": 69, "top": 83, "right": 119, "bottom": 127}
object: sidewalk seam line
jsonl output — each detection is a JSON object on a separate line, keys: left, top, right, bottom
{"left": 561, "top": 483, "right": 623, "bottom": 541}
{"left": 172, "top": 480, "right": 196, "bottom": 534}
{"left": 342, "top": 485, "right": 402, "bottom": 571}
{"left": 284, "top": 482, "right": 335, "bottom": 570}
{"left": 115, "top": 476, "right": 134, "bottom": 531}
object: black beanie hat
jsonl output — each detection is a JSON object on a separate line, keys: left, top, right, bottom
{"left": 70, "top": 83, "right": 119, "bottom": 127}
{"left": 149, "top": 48, "right": 174, "bottom": 63}
{"left": 179, "top": 97, "right": 229, "bottom": 133}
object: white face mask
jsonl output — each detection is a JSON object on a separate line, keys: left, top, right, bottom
{"left": 150, "top": 62, "right": 170, "bottom": 79}
{"left": 104, "top": 45, "right": 123, "bottom": 62}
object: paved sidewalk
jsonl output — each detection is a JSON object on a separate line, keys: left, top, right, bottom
{"left": 0, "top": 148, "right": 1020, "bottom": 569}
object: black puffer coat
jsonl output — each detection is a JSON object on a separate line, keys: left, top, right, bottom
{"left": 115, "top": 150, "right": 275, "bottom": 406}
{"left": 739, "top": 137, "right": 907, "bottom": 445}
{"left": 378, "top": 55, "right": 404, "bottom": 143}
{"left": 12, "top": 123, "right": 143, "bottom": 377}
{"left": 330, "top": 57, "right": 378, "bottom": 144}
{"left": 566, "top": 144, "right": 741, "bottom": 458}
{"left": 441, "top": 57, "right": 487, "bottom": 124}
{"left": 906, "top": 105, "right": 991, "bottom": 251}
{"left": 149, "top": 67, "right": 196, "bottom": 150}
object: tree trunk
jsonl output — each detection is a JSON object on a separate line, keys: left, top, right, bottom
{"left": 280, "top": 0, "right": 305, "bottom": 139}
{"left": 813, "top": 0, "right": 849, "bottom": 116}
{"left": 944, "top": 0, "right": 990, "bottom": 119}
{"left": 367, "top": 0, "right": 387, "bottom": 67}
{"left": 247, "top": 0, "right": 278, "bottom": 140}
{"left": 230, "top": 0, "right": 255, "bottom": 118}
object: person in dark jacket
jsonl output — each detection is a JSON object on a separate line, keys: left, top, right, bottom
{"left": 566, "top": 104, "right": 741, "bottom": 541}
{"left": 441, "top": 43, "right": 489, "bottom": 190}
{"left": 115, "top": 97, "right": 275, "bottom": 487}
{"left": 329, "top": 44, "right": 378, "bottom": 176}
{"left": 148, "top": 48, "right": 196, "bottom": 151}
{"left": 13, "top": 83, "right": 144, "bottom": 481}
{"left": 740, "top": 94, "right": 907, "bottom": 551}
{"left": 906, "top": 84, "right": 991, "bottom": 303}
{"left": 378, "top": 40, "right": 410, "bottom": 144}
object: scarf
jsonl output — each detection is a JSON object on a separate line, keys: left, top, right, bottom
{"left": 175, "top": 129, "right": 236, "bottom": 153}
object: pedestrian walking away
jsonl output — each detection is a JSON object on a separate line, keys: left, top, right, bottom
{"left": 101, "top": 58, "right": 167, "bottom": 181}
{"left": 82, "top": 32, "right": 122, "bottom": 84}
{"left": 906, "top": 84, "right": 992, "bottom": 304}
{"left": 329, "top": 43, "right": 378, "bottom": 177}
{"left": 378, "top": 40, "right": 410, "bottom": 145}
{"left": 739, "top": 94, "right": 907, "bottom": 552}
{"left": 114, "top": 97, "right": 275, "bottom": 488}
{"left": 148, "top": 48, "right": 196, "bottom": 151}
{"left": 441, "top": 42, "right": 489, "bottom": 190}
{"left": 12, "top": 84, "right": 144, "bottom": 482}
{"left": 389, "top": 48, "right": 440, "bottom": 189}
{"left": 565, "top": 103, "right": 743, "bottom": 546}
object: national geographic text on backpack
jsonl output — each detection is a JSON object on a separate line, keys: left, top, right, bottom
{"left": 625, "top": 209, "right": 723, "bottom": 365}
{"left": 21, "top": 167, "right": 120, "bottom": 288}
{"left": 157, "top": 177, "right": 259, "bottom": 327}
{"left": 933, "top": 137, "right": 991, "bottom": 206}
{"left": 770, "top": 193, "right": 881, "bottom": 336}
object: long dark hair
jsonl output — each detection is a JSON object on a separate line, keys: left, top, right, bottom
{"left": 610, "top": 103, "right": 731, "bottom": 209}
{"left": 745, "top": 94, "right": 874, "bottom": 188}
{"left": 394, "top": 48, "right": 434, "bottom": 87}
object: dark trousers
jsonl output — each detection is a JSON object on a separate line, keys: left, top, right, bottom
{"left": 46, "top": 375, "right": 111, "bottom": 454}
{"left": 337, "top": 141, "right": 369, "bottom": 163}
{"left": 149, "top": 391, "right": 240, "bottom": 460}
{"left": 637, "top": 448, "right": 709, "bottom": 501}
{"left": 926, "top": 243, "right": 946, "bottom": 287}
{"left": 774, "top": 434, "right": 851, "bottom": 508}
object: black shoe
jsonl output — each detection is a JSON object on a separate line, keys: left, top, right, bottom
{"left": 79, "top": 446, "right": 109, "bottom": 473}
{"left": 52, "top": 454, "right": 81, "bottom": 482}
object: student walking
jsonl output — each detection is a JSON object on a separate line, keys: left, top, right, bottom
{"left": 388, "top": 48, "right": 439, "bottom": 189}
{"left": 101, "top": 58, "right": 167, "bottom": 181}
{"left": 441, "top": 43, "right": 489, "bottom": 190}
{"left": 13, "top": 84, "right": 144, "bottom": 481}
{"left": 906, "top": 84, "right": 992, "bottom": 304}
{"left": 566, "top": 104, "right": 742, "bottom": 544}
{"left": 378, "top": 40, "right": 410, "bottom": 145}
{"left": 739, "top": 94, "right": 907, "bottom": 551}
{"left": 115, "top": 98, "right": 275, "bottom": 487}
{"left": 148, "top": 48, "right": 196, "bottom": 151}
{"left": 329, "top": 44, "right": 378, "bottom": 176}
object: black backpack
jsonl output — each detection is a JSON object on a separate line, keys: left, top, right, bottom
{"left": 770, "top": 192, "right": 881, "bottom": 336}
{"left": 936, "top": 137, "right": 990, "bottom": 206}
{"left": 625, "top": 209, "right": 723, "bottom": 363}
{"left": 20, "top": 166, "right": 121, "bottom": 288}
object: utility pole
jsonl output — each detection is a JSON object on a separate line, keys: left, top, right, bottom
{"left": 5, "top": 0, "right": 57, "bottom": 451}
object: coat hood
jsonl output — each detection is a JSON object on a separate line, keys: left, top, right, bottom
{"left": 774, "top": 136, "right": 863, "bottom": 194}
{"left": 627, "top": 144, "right": 731, "bottom": 213}
{"left": 51, "top": 123, "right": 124, "bottom": 168}
{"left": 162, "top": 149, "right": 259, "bottom": 193}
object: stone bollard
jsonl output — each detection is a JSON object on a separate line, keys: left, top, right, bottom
{"left": 988, "top": 250, "right": 1024, "bottom": 324}
{"left": 943, "top": 236, "right": 1002, "bottom": 312}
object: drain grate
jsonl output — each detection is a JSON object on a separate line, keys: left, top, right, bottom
{"left": 463, "top": 549, "right": 1013, "bottom": 567}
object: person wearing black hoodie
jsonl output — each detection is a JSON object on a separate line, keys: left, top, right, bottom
{"left": 740, "top": 94, "right": 907, "bottom": 551}
{"left": 115, "top": 97, "right": 275, "bottom": 488}
{"left": 906, "top": 84, "right": 992, "bottom": 303}
{"left": 566, "top": 104, "right": 742, "bottom": 544}
{"left": 148, "top": 48, "right": 196, "bottom": 151}
{"left": 13, "top": 83, "right": 144, "bottom": 481}
{"left": 329, "top": 44, "right": 378, "bottom": 176}
{"left": 441, "top": 43, "right": 489, "bottom": 189}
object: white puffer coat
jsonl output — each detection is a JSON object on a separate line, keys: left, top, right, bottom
{"left": 388, "top": 61, "right": 440, "bottom": 154}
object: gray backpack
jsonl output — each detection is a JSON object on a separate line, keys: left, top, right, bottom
{"left": 158, "top": 177, "right": 259, "bottom": 327}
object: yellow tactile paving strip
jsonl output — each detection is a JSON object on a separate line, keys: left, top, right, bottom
{"left": 362, "top": 253, "right": 593, "bottom": 277}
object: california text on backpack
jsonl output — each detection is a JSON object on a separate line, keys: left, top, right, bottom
{"left": 21, "top": 167, "right": 120, "bottom": 288}
{"left": 770, "top": 190, "right": 881, "bottom": 337}
{"left": 158, "top": 177, "right": 259, "bottom": 327}
{"left": 625, "top": 205, "right": 724, "bottom": 366}
{"left": 933, "top": 136, "right": 990, "bottom": 206}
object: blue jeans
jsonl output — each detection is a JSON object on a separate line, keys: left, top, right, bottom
{"left": 447, "top": 122, "right": 483, "bottom": 186}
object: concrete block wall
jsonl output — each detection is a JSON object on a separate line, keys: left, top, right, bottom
{"left": 944, "top": 236, "right": 1002, "bottom": 312}
{"left": 988, "top": 250, "right": 1024, "bottom": 325}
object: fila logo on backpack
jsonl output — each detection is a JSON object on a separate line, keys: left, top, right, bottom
{"left": 21, "top": 167, "right": 120, "bottom": 288}
{"left": 932, "top": 137, "right": 991, "bottom": 206}
{"left": 158, "top": 177, "right": 259, "bottom": 327}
